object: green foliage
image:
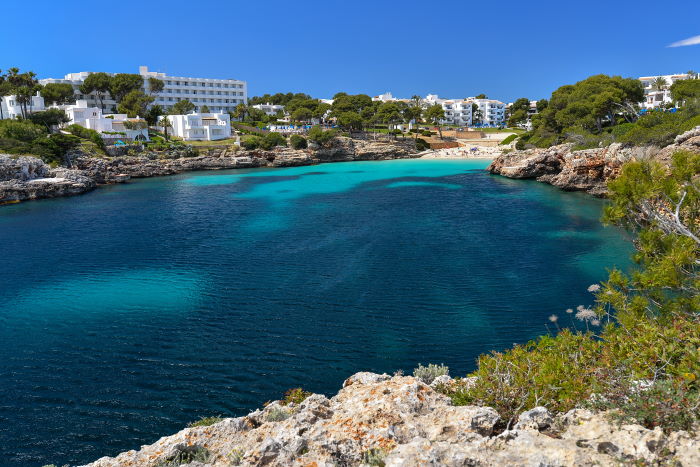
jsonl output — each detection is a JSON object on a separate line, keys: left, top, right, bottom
{"left": 413, "top": 363, "right": 449, "bottom": 384}
{"left": 586, "top": 380, "right": 700, "bottom": 433}
{"left": 155, "top": 445, "right": 210, "bottom": 466}
{"left": 241, "top": 136, "right": 262, "bottom": 150}
{"left": 0, "top": 119, "right": 45, "bottom": 142}
{"left": 307, "top": 125, "right": 337, "bottom": 146}
{"left": 259, "top": 132, "right": 286, "bottom": 150}
{"left": 265, "top": 407, "right": 291, "bottom": 422}
{"left": 291, "top": 107, "right": 313, "bottom": 122}
{"left": 423, "top": 104, "right": 445, "bottom": 124}
{"left": 337, "top": 111, "right": 363, "bottom": 130}
{"left": 449, "top": 153, "right": 700, "bottom": 431}
{"left": 66, "top": 124, "right": 106, "bottom": 150}
{"left": 145, "top": 105, "right": 164, "bottom": 126}
{"left": 281, "top": 387, "right": 312, "bottom": 406}
{"left": 117, "top": 90, "right": 154, "bottom": 118}
{"left": 415, "top": 137, "right": 430, "bottom": 151}
{"left": 289, "top": 134, "right": 307, "bottom": 149}
{"left": 670, "top": 79, "right": 700, "bottom": 105}
{"left": 147, "top": 77, "right": 164, "bottom": 95}
{"left": 40, "top": 83, "right": 75, "bottom": 105}
{"left": 171, "top": 99, "right": 196, "bottom": 115}
{"left": 616, "top": 112, "right": 700, "bottom": 147}
{"left": 249, "top": 92, "right": 312, "bottom": 106}
{"left": 500, "top": 134, "right": 518, "bottom": 145}
{"left": 80, "top": 72, "right": 112, "bottom": 109}
{"left": 28, "top": 109, "right": 70, "bottom": 129}
{"left": 187, "top": 416, "right": 223, "bottom": 427}
{"left": 200, "top": 104, "right": 210, "bottom": 113}
{"left": 110, "top": 73, "right": 144, "bottom": 103}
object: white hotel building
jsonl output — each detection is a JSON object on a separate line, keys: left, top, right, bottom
{"left": 638, "top": 73, "right": 692, "bottom": 109}
{"left": 39, "top": 66, "right": 247, "bottom": 115}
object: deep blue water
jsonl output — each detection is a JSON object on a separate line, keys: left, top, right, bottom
{"left": 0, "top": 159, "right": 632, "bottom": 466}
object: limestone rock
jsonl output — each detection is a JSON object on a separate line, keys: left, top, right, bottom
{"left": 514, "top": 406, "right": 553, "bottom": 431}
{"left": 80, "top": 373, "right": 699, "bottom": 467}
{"left": 488, "top": 130, "right": 700, "bottom": 196}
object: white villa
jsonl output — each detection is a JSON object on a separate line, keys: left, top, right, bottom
{"left": 0, "top": 93, "right": 45, "bottom": 120}
{"left": 252, "top": 103, "right": 285, "bottom": 115}
{"left": 638, "top": 73, "right": 693, "bottom": 109}
{"left": 62, "top": 100, "right": 149, "bottom": 141}
{"left": 166, "top": 113, "right": 231, "bottom": 141}
{"left": 39, "top": 66, "right": 247, "bottom": 115}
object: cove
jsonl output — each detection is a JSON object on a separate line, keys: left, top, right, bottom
{"left": 0, "top": 159, "right": 632, "bottom": 466}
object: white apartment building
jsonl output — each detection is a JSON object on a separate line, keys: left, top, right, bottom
{"left": 471, "top": 99, "right": 506, "bottom": 126}
{"left": 439, "top": 99, "right": 473, "bottom": 126}
{"left": 63, "top": 100, "right": 149, "bottom": 141}
{"left": 252, "top": 103, "right": 285, "bottom": 115}
{"left": 0, "top": 93, "right": 45, "bottom": 119}
{"left": 638, "top": 73, "right": 691, "bottom": 109}
{"left": 39, "top": 66, "right": 247, "bottom": 115}
{"left": 166, "top": 113, "right": 231, "bottom": 141}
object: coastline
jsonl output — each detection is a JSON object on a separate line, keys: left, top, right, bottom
{"left": 1, "top": 137, "right": 422, "bottom": 205}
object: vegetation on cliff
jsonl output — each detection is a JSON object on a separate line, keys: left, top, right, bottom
{"left": 517, "top": 74, "right": 700, "bottom": 150}
{"left": 448, "top": 150, "right": 700, "bottom": 431}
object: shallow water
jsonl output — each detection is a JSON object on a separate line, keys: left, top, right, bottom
{"left": 0, "top": 159, "right": 632, "bottom": 466}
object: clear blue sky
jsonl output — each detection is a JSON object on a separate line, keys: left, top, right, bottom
{"left": 2, "top": 0, "right": 699, "bottom": 102}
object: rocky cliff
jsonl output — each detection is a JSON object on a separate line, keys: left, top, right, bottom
{"left": 82, "top": 372, "right": 699, "bottom": 467}
{"left": 487, "top": 126, "right": 700, "bottom": 196}
{"left": 0, "top": 137, "right": 418, "bottom": 204}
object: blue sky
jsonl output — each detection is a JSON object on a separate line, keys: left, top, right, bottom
{"left": 2, "top": 0, "right": 699, "bottom": 102}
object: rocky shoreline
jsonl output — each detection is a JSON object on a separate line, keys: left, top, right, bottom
{"left": 487, "top": 126, "right": 700, "bottom": 196}
{"left": 82, "top": 372, "right": 699, "bottom": 467}
{"left": 0, "top": 137, "right": 418, "bottom": 205}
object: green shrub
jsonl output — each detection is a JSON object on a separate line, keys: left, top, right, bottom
{"left": 421, "top": 130, "right": 433, "bottom": 137}
{"left": 586, "top": 380, "right": 700, "bottom": 433}
{"left": 413, "top": 363, "right": 449, "bottom": 384}
{"left": 0, "top": 119, "right": 46, "bottom": 142}
{"left": 265, "top": 407, "right": 291, "bottom": 422}
{"left": 281, "top": 387, "right": 312, "bottom": 406}
{"left": 260, "top": 131, "right": 286, "bottom": 150}
{"left": 500, "top": 134, "right": 518, "bottom": 145}
{"left": 66, "top": 124, "right": 106, "bottom": 150}
{"left": 155, "top": 445, "right": 210, "bottom": 466}
{"left": 307, "top": 125, "right": 337, "bottom": 146}
{"left": 289, "top": 134, "right": 307, "bottom": 149}
{"left": 241, "top": 136, "right": 262, "bottom": 150}
{"left": 415, "top": 138, "right": 430, "bottom": 151}
{"left": 187, "top": 416, "right": 223, "bottom": 428}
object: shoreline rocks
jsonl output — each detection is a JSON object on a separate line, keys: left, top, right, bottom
{"left": 0, "top": 137, "right": 419, "bottom": 205}
{"left": 487, "top": 126, "right": 700, "bottom": 197}
{"left": 81, "top": 372, "right": 699, "bottom": 467}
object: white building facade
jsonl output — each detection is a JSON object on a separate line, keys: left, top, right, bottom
{"left": 0, "top": 93, "right": 45, "bottom": 120}
{"left": 166, "top": 113, "right": 231, "bottom": 141}
{"left": 471, "top": 99, "right": 506, "bottom": 126}
{"left": 63, "top": 100, "right": 149, "bottom": 141}
{"left": 39, "top": 66, "right": 247, "bottom": 115}
{"left": 439, "top": 99, "right": 473, "bottom": 126}
{"left": 638, "top": 73, "right": 691, "bottom": 109}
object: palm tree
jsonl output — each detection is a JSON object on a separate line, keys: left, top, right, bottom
{"left": 652, "top": 77, "right": 668, "bottom": 91}
{"left": 159, "top": 115, "right": 172, "bottom": 140}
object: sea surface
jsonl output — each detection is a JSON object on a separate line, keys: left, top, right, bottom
{"left": 0, "top": 159, "right": 632, "bottom": 466}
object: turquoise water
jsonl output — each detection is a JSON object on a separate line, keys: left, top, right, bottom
{"left": 0, "top": 159, "right": 632, "bottom": 466}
